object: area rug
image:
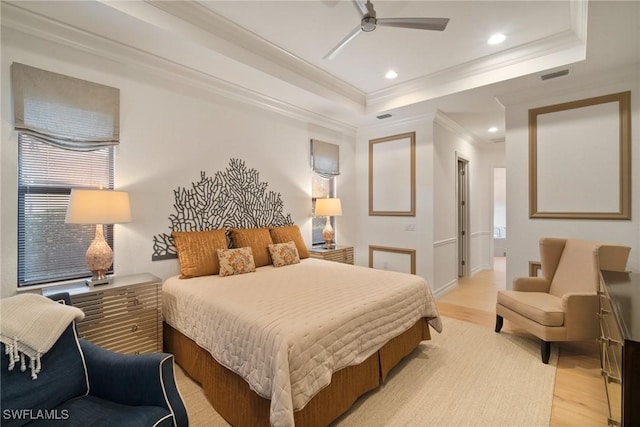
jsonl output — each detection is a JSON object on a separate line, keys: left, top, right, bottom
{"left": 334, "top": 316, "right": 558, "bottom": 427}
{"left": 175, "top": 316, "right": 558, "bottom": 427}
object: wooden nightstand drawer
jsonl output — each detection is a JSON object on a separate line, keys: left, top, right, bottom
{"left": 308, "top": 245, "right": 354, "bottom": 265}
{"left": 43, "top": 273, "right": 162, "bottom": 355}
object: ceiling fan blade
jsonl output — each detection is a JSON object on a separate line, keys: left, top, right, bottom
{"left": 377, "top": 17, "right": 450, "bottom": 31}
{"left": 323, "top": 25, "right": 363, "bottom": 60}
{"left": 353, "top": 0, "right": 368, "bottom": 17}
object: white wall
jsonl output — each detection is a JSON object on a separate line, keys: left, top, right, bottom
{"left": 0, "top": 27, "right": 356, "bottom": 297}
{"left": 432, "top": 113, "right": 499, "bottom": 294}
{"left": 503, "top": 72, "right": 640, "bottom": 287}
{"left": 355, "top": 116, "right": 435, "bottom": 285}
{"left": 353, "top": 112, "right": 500, "bottom": 295}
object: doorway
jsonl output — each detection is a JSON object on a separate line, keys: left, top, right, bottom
{"left": 457, "top": 157, "right": 470, "bottom": 277}
{"left": 493, "top": 167, "right": 506, "bottom": 257}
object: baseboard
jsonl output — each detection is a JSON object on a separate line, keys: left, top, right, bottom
{"left": 471, "top": 264, "right": 492, "bottom": 276}
{"left": 433, "top": 279, "right": 458, "bottom": 298}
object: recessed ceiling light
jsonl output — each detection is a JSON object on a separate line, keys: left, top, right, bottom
{"left": 488, "top": 126, "right": 499, "bottom": 133}
{"left": 487, "top": 33, "right": 506, "bottom": 45}
{"left": 385, "top": 70, "right": 398, "bottom": 79}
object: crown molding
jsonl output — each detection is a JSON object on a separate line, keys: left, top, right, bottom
{"left": 434, "top": 110, "right": 489, "bottom": 147}
{"left": 367, "top": 0, "right": 588, "bottom": 114}
{"left": 367, "top": 28, "right": 586, "bottom": 114}
{"left": 1, "top": 2, "right": 358, "bottom": 136}
{"left": 142, "top": 1, "right": 366, "bottom": 108}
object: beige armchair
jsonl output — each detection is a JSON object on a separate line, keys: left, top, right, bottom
{"left": 495, "top": 237, "right": 630, "bottom": 363}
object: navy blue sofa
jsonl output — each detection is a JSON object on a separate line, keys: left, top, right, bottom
{"left": 1, "top": 293, "right": 188, "bottom": 427}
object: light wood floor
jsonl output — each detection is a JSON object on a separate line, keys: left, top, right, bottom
{"left": 437, "top": 257, "right": 608, "bottom": 427}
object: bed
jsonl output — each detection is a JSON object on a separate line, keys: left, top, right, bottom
{"left": 162, "top": 254, "right": 441, "bottom": 427}
{"left": 162, "top": 225, "right": 442, "bottom": 427}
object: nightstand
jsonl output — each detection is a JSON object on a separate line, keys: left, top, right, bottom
{"left": 308, "top": 245, "right": 354, "bottom": 264}
{"left": 42, "top": 273, "right": 162, "bottom": 355}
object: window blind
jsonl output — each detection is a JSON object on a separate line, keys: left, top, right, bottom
{"left": 18, "top": 135, "right": 114, "bottom": 286}
{"left": 12, "top": 62, "right": 120, "bottom": 151}
{"left": 310, "top": 139, "right": 340, "bottom": 178}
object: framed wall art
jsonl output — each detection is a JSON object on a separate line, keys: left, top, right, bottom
{"left": 369, "top": 245, "right": 416, "bottom": 275}
{"left": 369, "top": 131, "right": 416, "bottom": 216}
{"left": 529, "top": 91, "right": 631, "bottom": 219}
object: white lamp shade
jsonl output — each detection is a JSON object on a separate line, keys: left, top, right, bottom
{"left": 315, "top": 198, "right": 342, "bottom": 217}
{"left": 65, "top": 189, "right": 132, "bottom": 224}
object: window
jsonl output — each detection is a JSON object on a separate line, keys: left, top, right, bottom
{"left": 12, "top": 63, "right": 120, "bottom": 287}
{"left": 310, "top": 139, "right": 340, "bottom": 245}
{"left": 311, "top": 174, "right": 336, "bottom": 245}
{"left": 18, "top": 135, "right": 114, "bottom": 286}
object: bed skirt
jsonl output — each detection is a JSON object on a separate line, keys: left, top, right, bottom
{"left": 163, "top": 318, "right": 431, "bottom": 426}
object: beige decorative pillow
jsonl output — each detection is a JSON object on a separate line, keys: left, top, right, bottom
{"left": 269, "top": 225, "right": 309, "bottom": 259}
{"left": 172, "top": 229, "right": 228, "bottom": 278}
{"left": 217, "top": 247, "right": 256, "bottom": 277}
{"left": 268, "top": 241, "right": 301, "bottom": 268}
{"left": 229, "top": 228, "right": 274, "bottom": 267}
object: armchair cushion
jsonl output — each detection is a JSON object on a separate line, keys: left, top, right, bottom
{"left": 497, "top": 291, "right": 564, "bottom": 327}
{"left": 512, "top": 277, "right": 551, "bottom": 293}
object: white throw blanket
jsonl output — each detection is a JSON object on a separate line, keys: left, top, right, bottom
{"left": 0, "top": 293, "right": 85, "bottom": 380}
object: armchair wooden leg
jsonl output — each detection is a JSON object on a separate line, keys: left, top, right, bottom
{"left": 495, "top": 315, "right": 503, "bottom": 333}
{"left": 541, "top": 341, "right": 551, "bottom": 364}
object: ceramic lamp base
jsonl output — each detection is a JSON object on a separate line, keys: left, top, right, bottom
{"left": 322, "top": 216, "right": 335, "bottom": 249}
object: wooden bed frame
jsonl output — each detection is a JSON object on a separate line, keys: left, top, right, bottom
{"left": 164, "top": 317, "right": 431, "bottom": 426}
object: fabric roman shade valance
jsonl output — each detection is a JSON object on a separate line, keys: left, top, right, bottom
{"left": 310, "top": 139, "right": 340, "bottom": 178}
{"left": 11, "top": 63, "right": 120, "bottom": 151}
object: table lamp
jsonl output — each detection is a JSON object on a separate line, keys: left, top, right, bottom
{"left": 65, "top": 188, "right": 131, "bottom": 286}
{"left": 315, "top": 198, "right": 342, "bottom": 249}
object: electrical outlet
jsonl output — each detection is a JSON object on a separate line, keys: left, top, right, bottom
{"left": 383, "top": 262, "right": 388, "bottom": 270}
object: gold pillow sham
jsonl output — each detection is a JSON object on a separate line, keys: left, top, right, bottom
{"left": 228, "top": 228, "right": 274, "bottom": 267}
{"left": 172, "top": 229, "right": 228, "bottom": 278}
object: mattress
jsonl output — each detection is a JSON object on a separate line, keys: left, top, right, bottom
{"left": 162, "top": 258, "right": 441, "bottom": 427}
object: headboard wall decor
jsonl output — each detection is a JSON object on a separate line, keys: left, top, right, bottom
{"left": 152, "top": 158, "right": 294, "bottom": 260}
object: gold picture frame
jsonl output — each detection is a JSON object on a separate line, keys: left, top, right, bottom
{"left": 368, "top": 245, "right": 416, "bottom": 275}
{"left": 529, "top": 91, "right": 631, "bottom": 219}
{"left": 369, "top": 132, "right": 416, "bottom": 216}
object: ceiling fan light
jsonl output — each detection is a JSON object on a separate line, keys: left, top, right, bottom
{"left": 488, "top": 33, "right": 506, "bottom": 45}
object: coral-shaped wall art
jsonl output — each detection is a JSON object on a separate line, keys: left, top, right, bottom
{"left": 152, "top": 158, "right": 293, "bottom": 260}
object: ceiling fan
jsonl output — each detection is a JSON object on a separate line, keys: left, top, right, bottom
{"left": 324, "top": 0, "right": 450, "bottom": 60}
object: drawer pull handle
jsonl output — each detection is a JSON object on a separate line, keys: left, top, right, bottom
{"left": 598, "top": 309, "right": 610, "bottom": 319}
{"left": 601, "top": 369, "right": 622, "bottom": 384}
{"left": 599, "top": 337, "right": 622, "bottom": 347}
{"left": 131, "top": 324, "right": 139, "bottom": 332}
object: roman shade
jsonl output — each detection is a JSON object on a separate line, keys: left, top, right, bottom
{"left": 11, "top": 63, "right": 120, "bottom": 151}
{"left": 310, "top": 139, "right": 340, "bottom": 178}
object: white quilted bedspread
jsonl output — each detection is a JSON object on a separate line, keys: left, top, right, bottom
{"left": 162, "top": 258, "right": 441, "bottom": 427}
